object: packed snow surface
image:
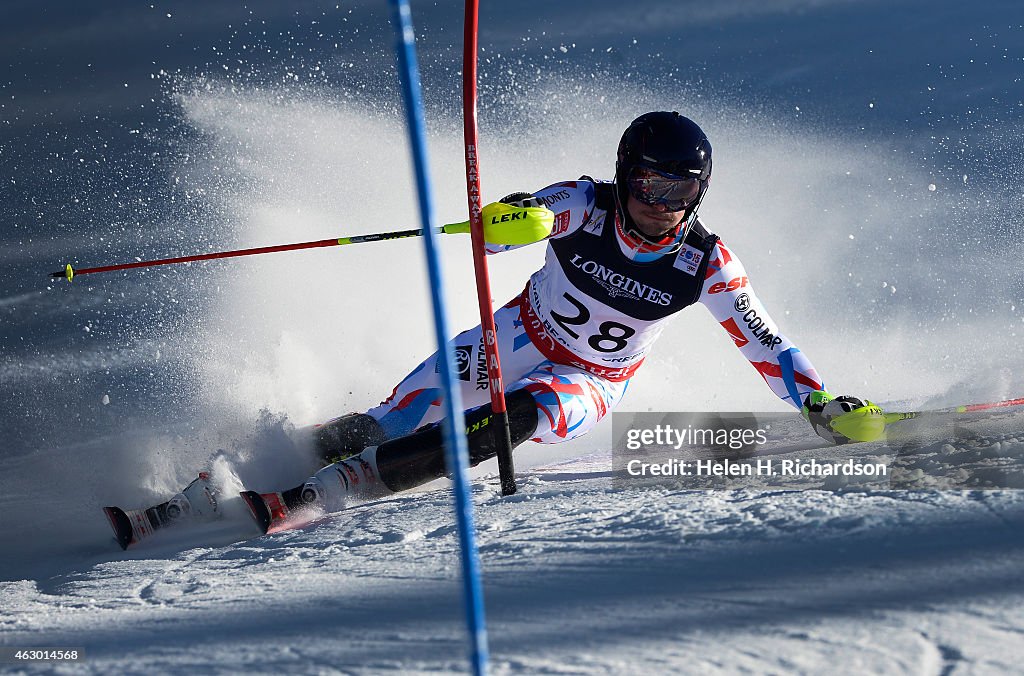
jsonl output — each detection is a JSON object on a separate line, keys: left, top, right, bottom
{"left": 3, "top": 0, "right": 1024, "bottom": 673}
{"left": 4, "top": 414, "right": 1024, "bottom": 674}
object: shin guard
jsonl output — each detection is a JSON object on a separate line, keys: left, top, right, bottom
{"left": 374, "top": 388, "right": 539, "bottom": 493}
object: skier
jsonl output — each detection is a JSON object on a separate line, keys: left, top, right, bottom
{"left": 267, "top": 110, "right": 876, "bottom": 516}
{"left": 122, "top": 111, "right": 878, "bottom": 543}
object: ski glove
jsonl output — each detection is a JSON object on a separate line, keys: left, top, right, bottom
{"left": 801, "top": 390, "right": 886, "bottom": 444}
{"left": 441, "top": 192, "right": 554, "bottom": 245}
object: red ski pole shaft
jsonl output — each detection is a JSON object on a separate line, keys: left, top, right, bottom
{"left": 885, "top": 396, "right": 1024, "bottom": 423}
{"left": 956, "top": 397, "right": 1024, "bottom": 413}
{"left": 49, "top": 227, "right": 430, "bottom": 282}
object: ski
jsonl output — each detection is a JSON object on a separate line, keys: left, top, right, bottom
{"left": 102, "top": 499, "right": 188, "bottom": 550}
{"left": 102, "top": 473, "right": 220, "bottom": 550}
{"left": 239, "top": 491, "right": 282, "bottom": 535}
{"left": 239, "top": 483, "right": 318, "bottom": 535}
{"left": 102, "top": 504, "right": 154, "bottom": 551}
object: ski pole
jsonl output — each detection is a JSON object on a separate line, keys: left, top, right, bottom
{"left": 50, "top": 203, "right": 553, "bottom": 282}
{"left": 51, "top": 228, "right": 423, "bottom": 282}
{"left": 883, "top": 396, "right": 1024, "bottom": 424}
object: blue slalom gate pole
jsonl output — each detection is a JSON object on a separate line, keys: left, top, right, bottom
{"left": 388, "top": 1, "right": 490, "bottom": 674}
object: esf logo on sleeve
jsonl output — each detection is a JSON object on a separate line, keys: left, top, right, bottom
{"left": 707, "top": 276, "right": 749, "bottom": 294}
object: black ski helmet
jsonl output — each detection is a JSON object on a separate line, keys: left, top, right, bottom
{"left": 615, "top": 111, "right": 712, "bottom": 242}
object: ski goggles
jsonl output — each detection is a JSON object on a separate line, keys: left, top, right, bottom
{"left": 626, "top": 166, "right": 702, "bottom": 212}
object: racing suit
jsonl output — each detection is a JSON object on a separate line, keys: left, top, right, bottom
{"left": 315, "top": 178, "right": 824, "bottom": 495}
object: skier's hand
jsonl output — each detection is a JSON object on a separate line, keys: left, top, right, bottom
{"left": 442, "top": 192, "right": 554, "bottom": 245}
{"left": 485, "top": 192, "right": 553, "bottom": 244}
{"left": 801, "top": 390, "right": 886, "bottom": 444}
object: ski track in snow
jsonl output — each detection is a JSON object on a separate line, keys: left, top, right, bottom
{"left": 2, "top": 457, "right": 1023, "bottom": 674}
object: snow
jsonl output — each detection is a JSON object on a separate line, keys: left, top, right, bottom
{"left": 3, "top": 0, "right": 1024, "bottom": 672}
{"left": 3, "top": 411, "right": 1024, "bottom": 673}
{"left": 3, "top": 457, "right": 1023, "bottom": 674}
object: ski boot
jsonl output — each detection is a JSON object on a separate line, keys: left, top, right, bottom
{"left": 103, "top": 472, "right": 221, "bottom": 550}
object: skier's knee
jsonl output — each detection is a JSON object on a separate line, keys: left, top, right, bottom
{"left": 461, "top": 387, "right": 538, "bottom": 466}
{"left": 315, "top": 413, "right": 386, "bottom": 465}
{"left": 372, "top": 388, "right": 539, "bottom": 492}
